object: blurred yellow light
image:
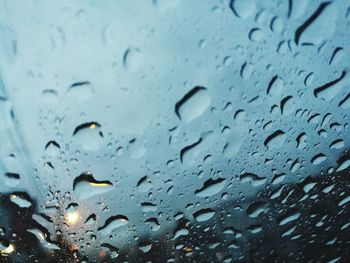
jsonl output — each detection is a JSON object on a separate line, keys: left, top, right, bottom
{"left": 90, "top": 123, "right": 96, "bottom": 129}
{"left": 185, "top": 247, "right": 192, "bottom": 252}
{"left": 1, "top": 244, "right": 15, "bottom": 254}
{"left": 66, "top": 211, "right": 79, "bottom": 225}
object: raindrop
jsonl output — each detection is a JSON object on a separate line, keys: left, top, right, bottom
{"left": 45, "top": 140, "right": 61, "bottom": 157}
{"left": 294, "top": 2, "right": 336, "bottom": 45}
{"left": 72, "top": 122, "right": 103, "bottom": 151}
{"left": 180, "top": 137, "right": 202, "bottom": 164}
{"left": 137, "top": 176, "right": 152, "bottom": 192}
{"left": 9, "top": 193, "right": 32, "bottom": 208}
{"left": 246, "top": 201, "right": 269, "bottom": 218}
{"left": 336, "top": 158, "right": 350, "bottom": 172}
{"left": 27, "top": 229, "right": 60, "bottom": 250}
{"left": 2, "top": 172, "right": 20, "bottom": 187}
{"left": 278, "top": 210, "right": 301, "bottom": 226}
{"left": 240, "top": 62, "right": 254, "bottom": 80}
{"left": 123, "top": 47, "right": 142, "bottom": 71}
{"left": 240, "top": 173, "right": 266, "bottom": 187}
{"left": 67, "top": 81, "right": 94, "bottom": 101}
{"left": 249, "top": 28, "right": 263, "bottom": 41}
{"left": 141, "top": 202, "right": 158, "bottom": 213}
{"left": 264, "top": 130, "right": 286, "bottom": 149}
{"left": 175, "top": 86, "right": 211, "bottom": 123}
{"left": 338, "top": 93, "right": 350, "bottom": 108}
{"left": 128, "top": 138, "right": 147, "bottom": 159}
{"left": 193, "top": 208, "right": 215, "bottom": 222}
{"left": 313, "top": 71, "right": 346, "bottom": 101}
{"left": 311, "top": 153, "right": 327, "bottom": 165}
{"left": 73, "top": 171, "right": 113, "bottom": 200}
{"left": 195, "top": 178, "right": 226, "bottom": 197}
{"left": 98, "top": 215, "right": 129, "bottom": 236}
{"left": 266, "top": 75, "right": 284, "bottom": 96}
{"left": 229, "top": 0, "right": 256, "bottom": 19}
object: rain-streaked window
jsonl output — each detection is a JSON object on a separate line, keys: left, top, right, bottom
{"left": 1, "top": 0, "right": 350, "bottom": 262}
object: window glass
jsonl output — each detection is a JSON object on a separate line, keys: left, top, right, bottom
{"left": 0, "top": 0, "right": 350, "bottom": 262}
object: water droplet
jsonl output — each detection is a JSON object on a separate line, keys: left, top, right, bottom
{"left": 314, "top": 71, "right": 346, "bottom": 101}
{"left": 139, "top": 242, "right": 152, "bottom": 253}
{"left": 173, "top": 227, "right": 189, "bottom": 239}
{"left": 338, "top": 93, "right": 350, "bottom": 108}
{"left": 10, "top": 193, "right": 32, "bottom": 208}
{"left": 278, "top": 210, "right": 301, "bottom": 226}
{"left": 311, "top": 153, "right": 327, "bottom": 165}
{"left": 294, "top": 2, "right": 337, "bottom": 45}
{"left": 329, "top": 139, "right": 344, "bottom": 149}
{"left": 240, "top": 173, "right": 266, "bottom": 187}
{"left": 137, "top": 176, "right": 152, "bottom": 192}
{"left": 141, "top": 202, "right": 158, "bottom": 213}
{"left": 98, "top": 215, "right": 129, "bottom": 236}
{"left": 175, "top": 86, "right": 211, "bottom": 123}
{"left": 280, "top": 96, "right": 296, "bottom": 115}
{"left": 264, "top": 130, "right": 286, "bottom": 149}
{"left": 338, "top": 195, "right": 350, "bottom": 206}
{"left": 73, "top": 172, "right": 113, "bottom": 200}
{"left": 267, "top": 75, "right": 284, "bottom": 96}
{"left": 2, "top": 172, "right": 20, "bottom": 188}
{"left": 67, "top": 81, "right": 94, "bottom": 101}
{"left": 336, "top": 158, "right": 350, "bottom": 172}
{"left": 41, "top": 89, "right": 59, "bottom": 105}
{"left": 45, "top": 140, "right": 61, "bottom": 157}
{"left": 123, "top": 47, "right": 142, "bottom": 71}
{"left": 249, "top": 28, "right": 263, "bottom": 41}
{"left": 27, "top": 229, "right": 60, "bottom": 250}
{"left": 246, "top": 201, "right": 269, "bottom": 218}
{"left": 72, "top": 122, "right": 103, "bottom": 151}
{"left": 128, "top": 138, "right": 147, "bottom": 159}
{"left": 195, "top": 178, "right": 226, "bottom": 197}
{"left": 240, "top": 62, "right": 254, "bottom": 80}
{"left": 180, "top": 137, "right": 202, "bottom": 164}
{"left": 145, "top": 218, "right": 160, "bottom": 231}
{"left": 229, "top": 0, "right": 256, "bottom": 19}
{"left": 193, "top": 208, "right": 215, "bottom": 222}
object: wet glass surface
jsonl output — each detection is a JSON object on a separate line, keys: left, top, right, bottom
{"left": 0, "top": 0, "right": 350, "bottom": 262}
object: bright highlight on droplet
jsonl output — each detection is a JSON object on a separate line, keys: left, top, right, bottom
{"left": 90, "top": 123, "right": 96, "bottom": 129}
{"left": 1, "top": 244, "right": 15, "bottom": 254}
{"left": 66, "top": 211, "right": 79, "bottom": 225}
{"left": 89, "top": 182, "right": 110, "bottom": 187}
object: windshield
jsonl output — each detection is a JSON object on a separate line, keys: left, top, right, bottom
{"left": 0, "top": 0, "right": 350, "bottom": 262}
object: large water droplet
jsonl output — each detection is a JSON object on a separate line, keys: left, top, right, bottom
{"left": 73, "top": 172, "right": 113, "bottom": 200}
{"left": 175, "top": 86, "right": 211, "bottom": 123}
{"left": 98, "top": 215, "right": 129, "bottom": 236}
{"left": 195, "top": 178, "right": 226, "bottom": 197}
{"left": 264, "top": 130, "right": 286, "bottom": 149}
{"left": 10, "top": 193, "right": 32, "bottom": 208}
{"left": 229, "top": 0, "right": 256, "bottom": 19}
{"left": 278, "top": 210, "right": 301, "bottom": 226}
{"left": 193, "top": 208, "right": 215, "bottom": 222}
{"left": 246, "top": 201, "right": 269, "bottom": 218}
{"left": 45, "top": 140, "right": 61, "bottom": 157}
{"left": 72, "top": 122, "right": 103, "bottom": 151}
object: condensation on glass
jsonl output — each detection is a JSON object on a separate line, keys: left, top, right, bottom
{"left": 0, "top": 0, "right": 350, "bottom": 262}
